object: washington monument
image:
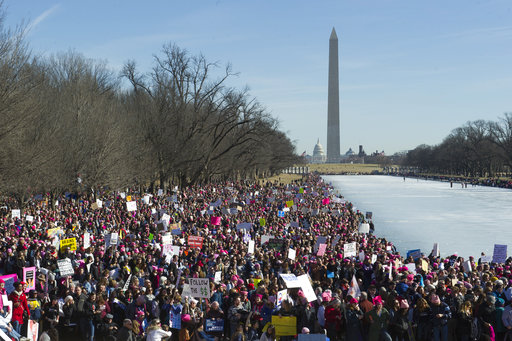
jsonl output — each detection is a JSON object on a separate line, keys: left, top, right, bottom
{"left": 326, "top": 27, "right": 340, "bottom": 163}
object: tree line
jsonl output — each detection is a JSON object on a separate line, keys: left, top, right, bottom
{"left": 0, "top": 8, "right": 300, "bottom": 205}
{"left": 403, "top": 114, "right": 512, "bottom": 177}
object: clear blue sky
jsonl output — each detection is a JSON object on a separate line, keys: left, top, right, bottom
{"left": 4, "top": 1, "right": 512, "bottom": 155}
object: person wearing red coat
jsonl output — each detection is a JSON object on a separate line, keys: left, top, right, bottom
{"left": 324, "top": 299, "right": 343, "bottom": 341}
{"left": 8, "top": 281, "right": 30, "bottom": 334}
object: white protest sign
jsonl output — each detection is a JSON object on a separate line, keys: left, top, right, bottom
{"left": 432, "top": 243, "right": 440, "bottom": 257}
{"left": 481, "top": 255, "right": 492, "bottom": 263}
{"left": 248, "top": 240, "right": 255, "bottom": 254}
{"left": 359, "top": 251, "right": 365, "bottom": 262}
{"left": 181, "top": 283, "right": 192, "bottom": 298}
{"left": 11, "top": 209, "right": 21, "bottom": 219}
{"left": 371, "top": 254, "right": 378, "bottom": 264}
{"left": 463, "top": 260, "right": 472, "bottom": 272}
{"left": 279, "top": 274, "right": 301, "bottom": 288}
{"left": 189, "top": 278, "right": 210, "bottom": 298}
{"left": 57, "top": 259, "right": 74, "bottom": 277}
{"left": 126, "top": 201, "right": 137, "bottom": 212}
{"left": 297, "top": 274, "right": 317, "bottom": 302}
{"left": 83, "top": 232, "right": 91, "bottom": 249}
{"left": 96, "top": 199, "right": 103, "bottom": 208}
{"left": 143, "top": 195, "right": 151, "bottom": 204}
{"left": 1, "top": 295, "right": 8, "bottom": 306}
{"left": 26, "top": 215, "right": 34, "bottom": 222}
{"left": 344, "top": 242, "right": 357, "bottom": 258}
{"left": 214, "top": 271, "right": 222, "bottom": 284}
{"left": 277, "top": 289, "right": 288, "bottom": 309}
{"left": 261, "top": 235, "right": 273, "bottom": 245}
{"left": 288, "top": 248, "right": 296, "bottom": 261}
{"left": 110, "top": 232, "right": 119, "bottom": 246}
{"left": 405, "top": 263, "right": 416, "bottom": 274}
{"left": 358, "top": 223, "right": 370, "bottom": 233}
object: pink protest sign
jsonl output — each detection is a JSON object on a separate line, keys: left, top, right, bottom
{"left": 317, "top": 243, "right": 327, "bottom": 256}
{"left": 211, "top": 216, "right": 221, "bottom": 226}
{"left": 322, "top": 198, "right": 330, "bottom": 205}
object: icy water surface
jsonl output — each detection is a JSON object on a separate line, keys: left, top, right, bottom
{"left": 322, "top": 175, "right": 512, "bottom": 258}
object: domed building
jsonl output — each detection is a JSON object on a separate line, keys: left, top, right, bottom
{"left": 311, "top": 139, "right": 326, "bottom": 163}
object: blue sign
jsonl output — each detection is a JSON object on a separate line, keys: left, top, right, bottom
{"left": 205, "top": 319, "right": 224, "bottom": 332}
{"left": 278, "top": 211, "right": 285, "bottom": 217}
{"left": 406, "top": 249, "right": 421, "bottom": 260}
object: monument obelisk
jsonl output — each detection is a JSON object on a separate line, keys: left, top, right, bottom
{"left": 326, "top": 27, "right": 340, "bottom": 163}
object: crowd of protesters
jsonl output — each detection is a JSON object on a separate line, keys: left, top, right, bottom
{"left": 0, "top": 173, "right": 511, "bottom": 341}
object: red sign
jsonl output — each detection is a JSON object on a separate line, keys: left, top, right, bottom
{"left": 188, "top": 236, "right": 204, "bottom": 249}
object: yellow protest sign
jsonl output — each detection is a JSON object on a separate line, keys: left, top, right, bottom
{"left": 253, "top": 279, "right": 262, "bottom": 288}
{"left": 299, "top": 188, "right": 304, "bottom": 194}
{"left": 46, "top": 227, "right": 60, "bottom": 238}
{"left": 271, "top": 316, "right": 296, "bottom": 336}
{"left": 286, "top": 200, "right": 294, "bottom": 208}
{"left": 259, "top": 218, "right": 266, "bottom": 226}
{"left": 126, "top": 195, "right": 132, "bottom": 202}
{"left": 420, "top": 259, "right": 428, "bottom": 272}
{"left": 60, "top": 238, "right": 77, "bottom": 251}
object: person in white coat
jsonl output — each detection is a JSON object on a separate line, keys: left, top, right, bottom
{"left": 146, "top": 318, "right": 173, "bottom": 341}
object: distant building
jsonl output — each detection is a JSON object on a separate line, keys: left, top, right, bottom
{"left": 311, "top": 139, "right": 327, "bottom": 163}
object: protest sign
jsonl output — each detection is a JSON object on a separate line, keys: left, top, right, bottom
{"left": 214, "top": 271, "right": 222, "bottom": 284}
{"left": 481, "top": 255, "right": 492, "bottom": 263}
{"left": 297, "top": 274, "right": 317, "bottom": 302}
{"left": 261, "top": 235, "right": 272, "bottom": 245}
{"left": 122, "top": 274, "right": 132, "bottom": 291}
{"left": 277, "top": 289, "right": 288, "bottom": 309}
{"left": 170, "top": 223, "right": 182, "bottom": 235}
{"left": 493, "top": 244, "right": 507, "bottom": 263}
{"left": 211, "top": 216, "right": 221, "bottom": 226}
{"left": 290, "top": 221, "right": 299, "bottom": 228}
{"left": 26, "top": 215, "right": 34, "bottom": 222}
{"left": 126, "top": 201, "right": 137, "bottom": 212}
{"left": 0, "top": 274, "right": 17, "bottom": 294}
{"left": 143, "top": 195, "right": 151, "bottom": 205}
{"left": 420, "top": 259, "right": 429, "bottom": 272}
{"left": 317, "top": 243, "right": 327, "bottom": 256}
{"left": 110, "top": 232, "right": 119, "bottom": 246}
{"left": 314, "top": 236, "right": 327, "bottom": 252}
{"left": 286, "top": 200, "right": 294, "bottom": 207}
{"left": 371, "top": 254, "right": 378, "bottom": 264}
{"left": 60, "top": 238, "right": 77, "bottom": 251}
{"left": 23, "top": 267, "right": 36, "bottom": 292}
{"left": 267, "top": 239, "right": 285, "bottom": 250}
{"left": 279, "top": 274, "right": 301, "bottom": 288}
{"left": 271, "top": 316, "right": 296, "bottom": 337}
{"left": 27, "top": 319, "right": 39, "bottom": 341}
{"left": 11, "top": 209, "right": 21, "bottom": 219}
{"left": 188, "top": 236, "right": 204, "bottom": 249}
{"left": 248, "top": 240, "right": 255, "bottom": 254}
{"left": 189, "top": 278, "right": 210, "bottom": 298}
{"left": 344, "top": 242, "right": 357, "bottom": 258}
{"left": 83, "top": 232, "right": 91, "bottom": 249}
{"left": 205, "top": 319, "right": 224, "bottom": 332}
{"left": 432, "top": 243, "right": 440, "bottom": 257}
{"left": 358, "top": 223, "right": 370, "bottom": 233}
{"left": 57, "top": 259, "right": 74, "bottom": 277}
{"left": 288, "top": 248, "right": 296, "bottom": 260}
{"left": 259, "top": 218, "right": 266, "bottom": 226}
{"left": 236, "top": 223, "right": 252, "bottom": 231}
{"left": 463, "top": 260, "right": 472, "bottom": 273}
{"left": 406, "top": 249, "right": 421, "bottom": 261}
{"left": 405, "top": 263, "right": 416, "bottom": 274}
{"left": 278, "top": 210, "right": 285, "bottom": 217}
{"left": 359, "top": 251, "right": 365, "bottom": 262}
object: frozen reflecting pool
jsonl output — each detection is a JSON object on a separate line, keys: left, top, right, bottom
{"left": 323, "top": 175, "right": 512, "bottom": 258}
